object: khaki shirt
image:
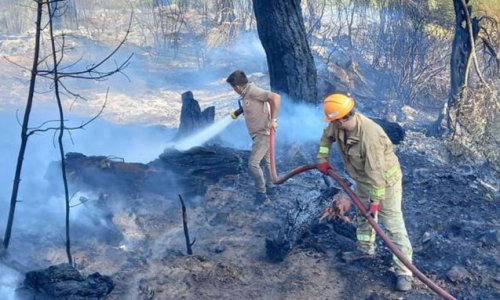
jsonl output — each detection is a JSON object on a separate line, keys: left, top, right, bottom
{"left": 316, "top": 113, "right": 401, "bottom": 202}
{"left": 241, "top": 83, "right": 271, "bottom": 137}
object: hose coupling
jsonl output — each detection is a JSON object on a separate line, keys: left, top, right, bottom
{"left": 230, "top": 107, "right": 243, "bottom": 120}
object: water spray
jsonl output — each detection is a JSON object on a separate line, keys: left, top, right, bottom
{"left": 173, "top": 107, "right": 244, "bottom": 152}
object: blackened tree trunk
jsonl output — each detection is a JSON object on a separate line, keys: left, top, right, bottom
{"left": 252, "top": 0, "right": 317, "bottom": 103}
{"left": 449, "top": 0, "right": 479, "bottom": 110}
{"left": 47, "top": 0, "right": 72, "bottom": 265}
{"left": 2, "top": 0, "right": 43, "bottom": 250}
{"left": 429, "top": 0, "right": 479, "bottom": 136}
{"left": 177, "top": 91, "right": 215, "bottom": 138}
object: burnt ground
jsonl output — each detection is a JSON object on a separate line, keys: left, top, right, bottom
{"left": 6, "top": 131, "right": 499, "bottom": 300}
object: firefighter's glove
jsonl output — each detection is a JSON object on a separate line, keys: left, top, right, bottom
{"left": 317, "top": 162, "right": 332, "bottom": 175}
{"left": 364, "top": 203, "right": 380, "bottom": 218}
{"left": 270, "top": 118, "right": 278, "bottom": 130}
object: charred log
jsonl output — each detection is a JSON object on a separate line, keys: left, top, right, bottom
{"left": 153, "top": 146, "right": 244, "bottom": 196}
{"left": 177, "top": 91, "right": 215, "bottom": 139}
{"left": 266, "top": 187, "right": 342, "bottom": 262}
{"left": 64, "top": 146, "right": 245, "bottom": 198}
{"left": 63, "top": 152, "right": 151, "bottom": 195}
{"left": 20, "top": 263, "right": 114, "bottom": 300}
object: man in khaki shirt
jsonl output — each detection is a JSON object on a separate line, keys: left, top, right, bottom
{"left": 316, "top": 93, "right": 413, "bottom": 292}
{"left": 226, "top": 70, "right": 281, "bottom": 203}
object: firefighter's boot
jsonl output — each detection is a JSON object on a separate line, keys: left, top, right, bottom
{"left": 255, "top": 192, "right": 270, "bottom": 205}
{"left": 396, "top": 275, "right": 412, "bottom": 291}
{"left": 266, "top": 184, "right": 278, "bottom": 196}
{"left": 341, "top": 249, "right": 374, "bottom": 262}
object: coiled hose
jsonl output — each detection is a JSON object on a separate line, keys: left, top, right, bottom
{"left": 268, "top": 128, "right": 457, "bottom": 300}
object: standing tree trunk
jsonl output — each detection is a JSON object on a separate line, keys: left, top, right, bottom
{"left": 252, "top": 0, "right": 317, "bottom": 103}
{"left": 47, "top": 0, "right": 72, "bottom": 265}
{"left": 2, "top": 0, "right": 43, "bottom": 250}
{"left": 373, "top": 1, "right": 388, "bottom": 68}
{"left": 429, "top": 0, "right": 479, "bottom": 136}
{"left": 176, "top": 91, "right": 215, "bottom": 139}
{"left": 449, "top": 0, "right": 479, "bottom": 110}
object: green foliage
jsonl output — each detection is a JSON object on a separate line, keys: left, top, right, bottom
{"left": 476, "top": 0, "right": 500, "bottom": 20}
{"left": 428, "top": 0, "right": 500, "bottom": 21}
{"left": 428, "top": 0, "right": 454, "bottom": 24}
{"left": 424, "top": 23, "right": 453, "bottom": 40}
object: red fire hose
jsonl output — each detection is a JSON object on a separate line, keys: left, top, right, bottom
{"left": 269, "top": 128, "right": 457, "bottom": 300}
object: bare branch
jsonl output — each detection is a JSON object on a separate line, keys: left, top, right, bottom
{"left": 179, "top": 194, "right": 194, "bottom": 255}
{"left": 26, "top": 90, "right": 108, "bottom": 136}
{"left": 69, "top": 193, "right": 92, "bottom": 208}
{"left": 28, "top": 119, "right": 65, "bottom": 133}
{"left": 61, "top": 54, "right": 133, "bottom": 80}
{"left": 58, "top": 81, "right": 88, "bottom": 102}
{"left": 61, "top": 15, "right": 134, "bottom": 77}
{"left": 2, "top": 56, "right": 32, "bottom": 72}
{"left": 459, "top": 0, "right": 486, "bottom": 85}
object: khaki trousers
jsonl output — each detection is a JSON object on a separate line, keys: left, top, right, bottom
{"left": 355, "top": 173, "right": 413, "bottom": 276}
{"left": 249, "top": 133, "right": 272, "bottom": 193}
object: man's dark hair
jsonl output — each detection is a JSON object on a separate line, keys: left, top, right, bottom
{"left": 226, "top": 70, "right": 248, "bottom": 87}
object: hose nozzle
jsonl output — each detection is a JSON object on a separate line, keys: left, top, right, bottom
{"left": 230, "top": 107, "right": 243, "bottom": 120}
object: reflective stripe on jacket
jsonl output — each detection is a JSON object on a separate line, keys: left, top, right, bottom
{"left": 316, "top": 113, "right": 401, "bottom": 202}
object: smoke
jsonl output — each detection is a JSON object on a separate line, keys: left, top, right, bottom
{"left": 216, "top": 96, "right": 326, "bottom": 149}
{"left": 168, "top": 94, "right": 326, "bottom": 153}
{"left": 0, "top": 31, "right": 325, "bottom": 252}
{"left": 1, "top": 110, "right": 174, "bottom": 218}
{"left": 66, "top": 118, "right": 174, "bottom": 163}
{"left": 0, "top": 20, "right": 324, "bottom": 297}
{"left": 0, "top": 25, "right": 267, "bottom": 259}
{"left": 206, "top": 32, "right": 267, "bottom": 74}
{"left": 276, "top": 96, "right": 325, "bottom": 143}
{"left": 216, "top": 116, "right": 252, "bottom": 150}
{"left": 0, "top": 263, "right": 21, "bottom": 300}
{"left": 0, "top": 108, "right": 175, "bottom": 265}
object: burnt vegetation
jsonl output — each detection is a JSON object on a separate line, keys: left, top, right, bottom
{"left": 0, "top": 0, "right": 498, "bottom": 299}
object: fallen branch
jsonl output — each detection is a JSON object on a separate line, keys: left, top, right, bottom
{"left": 178, "top": 194, "right": 195, "bottom": 255}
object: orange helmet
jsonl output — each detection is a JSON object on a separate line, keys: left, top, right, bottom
{"left": 323, "top": 93, "right": 355, "bottom": 121}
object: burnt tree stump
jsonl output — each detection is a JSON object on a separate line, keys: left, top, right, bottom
{"left": 372, "top": 117, "right": 405, "bottom": 145}
{"left": 177, "top": 91, "right": 215, "bottom": 139}
{"left": 20, "top": 263, "right": 114, "bottom": 300}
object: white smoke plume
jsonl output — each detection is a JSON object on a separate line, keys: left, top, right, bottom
{"left": 0, "top": 263, "right": 22, "bottom": 300}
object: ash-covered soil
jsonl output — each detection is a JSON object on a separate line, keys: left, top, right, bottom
{"left": 7, "top": 131, "right": 497, "bottom": 300}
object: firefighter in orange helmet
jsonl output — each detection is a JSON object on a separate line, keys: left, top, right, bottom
{"left": 316, "top": 92, "right": 413, "bottom": 292}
